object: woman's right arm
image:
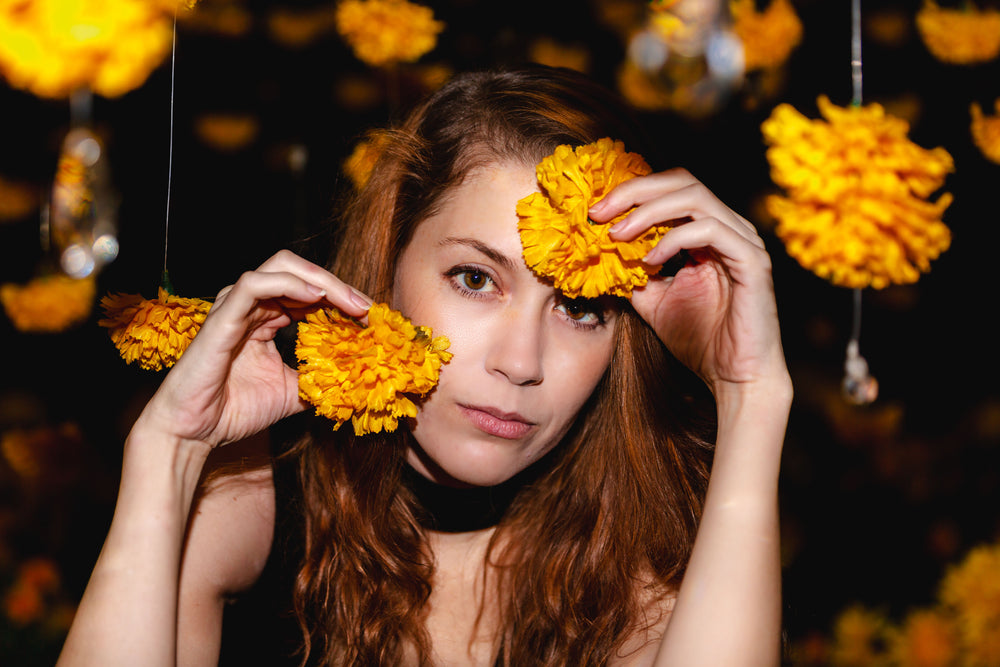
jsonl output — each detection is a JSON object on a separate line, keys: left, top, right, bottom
{"left": 56, "top": 250, "right": 372, "bottom": 666}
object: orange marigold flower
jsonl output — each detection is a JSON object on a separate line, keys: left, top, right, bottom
{"left": 0, "top": 273, "right": 95, "bottom": 333}
{"left": 761, "top": 96, "right": 953, "bottom": 289}
{"left": 296, "top": 303, "right": 452, "bottom": 435}
{"left": 0, "top": 0, "right": 185, "bottom": 99}
{"left": 517, "top": 137, "right": 662, "bottom": 299}
{"left": 334, "top": 0, "right": 443, "bottom": 68}
{"left": 971, "top": 100, "right": 1000, "bottom": 164}
{"left": 730, "top": 0, "right": 803, "bottom": 71}
{"left": 98, "top": 286, "right": 212, "bottom": 371}
{"left": 829, "top": 605, "right": 891, "bottom": 667}
{"left": 343, "top": 130, "right": 391, "bottom": 190}
{"left": 939, "top": 542, "right": 1000, "bottom": 667}
{"left": 888, "top": 609, "right": 960, "bottom": 667}
{"left": 916, "top": 0, "right": 1000, "bottom": 65}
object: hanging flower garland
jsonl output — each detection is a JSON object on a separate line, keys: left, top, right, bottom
{"left": 916, "top": 0, "right": 1000, "bottom": 66}
{"left": 0, "top": 273, "right": 95, "bottom": 333}
{"left": 296, "top": 303, "right": 452, "bottom": 436}
{"left": 761, "top": 95, "right": 954, "bottom": 289}
{"left": 517, "top": 137, "right": 665, "bottom": 299}
{"left": 0, "top": 0, "right": 197, "bottom": 99}
{"left": 334, "top": 0, "right": 444, "bottom": 68}
{"left": 98, "top": 286, "right": 212, "bottom": 371}
{"left": 971, "top": 99, "right": 1000, "bottom": 164}
{"left": 729, "top": 0, "right": 803, "bottom": 72}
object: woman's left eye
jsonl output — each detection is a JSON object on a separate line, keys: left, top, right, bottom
{"left": 555, "top": 298, "right": 604, "bottom": 326}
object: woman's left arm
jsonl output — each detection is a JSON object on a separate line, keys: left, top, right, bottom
{"left": 591, "top": 169, "right": 792, "bottom": 666}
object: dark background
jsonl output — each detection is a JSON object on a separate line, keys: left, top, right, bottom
{"left": 1, "top": 0, "right": 999, "bottom": 662}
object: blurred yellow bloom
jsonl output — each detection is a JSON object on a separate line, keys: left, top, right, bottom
{"left": 830, "top": 605, "right": 891, "bottom": 667}
{"left": 267, "top": 5, "right": 337, "bottom": 48}
{"left": 730, "top": 0, "right": 802, "bottom": 71}
{"left": 193, "top": 112, "right": 260, "bottom": 152}
{"left": 916, "top": 0, "right": 1000, "bottom": 65}
{"left": 762, "top": 96, "right": 953, "bottom": 289}
{"left": 971, "top": 100, "right": 1000, "bottom": 164}
{"left": 939, "top": 543, "right": 1000, "bottom": 667}
{"left": 335, "top": 0, "right": 443, "bottom": 68}
{"left": 0, "top": 174, "right": 39, "bottom": 222}
{"left": 0, "top": 273, "right": 95, "bottom": 333}
{"left": 296, "top": 303, "right": 452, "bottom": 435}
{"left": 0, "top": 0, "right": 190, "bottom": 99}
{"left": 343, "top": 130, "right": 390, "bottom": 190}
{"left": 517, "top": 138, "right": 662, "bottom": 299}
{"left": 99, "top": 286, "right": 212, "bottom": 371}
{"left": 888, "top": 609, "right": 960, "bottom": 667}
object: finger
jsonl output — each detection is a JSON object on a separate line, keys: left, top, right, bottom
{"left": 255, "top": 249, "right": 373, "bottom": 316}
{"left": 595, "top": 170, "right": 761, "bottom": 246}
{"left": 644, "top": 216, "right": 772, "bottom": 287}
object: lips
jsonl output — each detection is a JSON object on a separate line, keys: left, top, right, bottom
{"left": 458, "top": 404, "right": 535, "bottom": 440}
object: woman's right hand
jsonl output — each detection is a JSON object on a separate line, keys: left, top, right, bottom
{"left": 134, "top": 250, "right": 372, "bottom": 451}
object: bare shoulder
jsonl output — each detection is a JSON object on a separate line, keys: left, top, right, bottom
{"left": 609, "top": 578, "right": 677, "bottom": 667}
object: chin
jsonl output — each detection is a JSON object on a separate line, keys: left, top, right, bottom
{"left": 406, "top": 439, "right": 530, "bottom": 488}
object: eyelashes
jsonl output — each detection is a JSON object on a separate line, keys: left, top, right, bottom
{"left": 444, "top": 264, "right": 608, "bottom": 330}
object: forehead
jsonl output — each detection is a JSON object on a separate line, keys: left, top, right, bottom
{"left": 412, "top": 164, "right": 540, "bottom": 247}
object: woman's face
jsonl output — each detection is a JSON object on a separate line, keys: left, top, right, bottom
{"left": 392, "top": 163, "right": 617, "bottom": 487}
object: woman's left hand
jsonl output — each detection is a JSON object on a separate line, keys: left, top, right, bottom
{"left": 590, "top": 168, "right": 789, "bottom": 400}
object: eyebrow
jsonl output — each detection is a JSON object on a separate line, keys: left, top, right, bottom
{"left": 438, "top": 236, "right": 518, "bottom": 271}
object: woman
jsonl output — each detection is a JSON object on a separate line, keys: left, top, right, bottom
{"left": 57, "top": 65, "right": 791, "bottom": 666}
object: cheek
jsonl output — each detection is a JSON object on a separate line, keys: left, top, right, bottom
{"left": 546, "top": 335, "right": 615, "bottom": 410}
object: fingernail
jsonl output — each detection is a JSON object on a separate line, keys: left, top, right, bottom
{"left": 350, "top": 289, "right": 373, "bottom": 310}
{"left": 306, "top": 283, "right": 326, "bottom": 297}
{"left": 609, "top": 220, "right": 626, "bottom": 235}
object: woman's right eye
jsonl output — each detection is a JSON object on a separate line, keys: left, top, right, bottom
{"left": 446, "top": 266, "right": 497, "bottom": 296}
{"left": 461, "top": 269, "right": 489, "bottom": 290}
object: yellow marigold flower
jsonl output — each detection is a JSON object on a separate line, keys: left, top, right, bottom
{"left": 343, "top": 130, "right": 390, "bottom": 190}
{"left": 0, "top": 273, "right": 95, "bottom": 333}
{"left": 0, "top": 0, "right": 179, "bottom": 99}
{"left": 939, "top": 542, "right": 1000, "bottom": 667}
{"left": 971, "top": 100, "right": 1000, "bottom": 165}
{"left": 916, "top": 0, "right": 1000, "bottom": 65}
{"left": 98, "top": 286, "right": 212, "bottom": 371}
{"left": 334, "top": 0, "right": 444, "bottom": 68}
{"left": 517, "top": 137, "right": 661, "bottom": 299}
{"left": 829, "top": 605, "right": 891, "bottom": 667}
{"left": 762, "top": 96, "right": 953, "bottom": 289}
{"left": 730, "top": 0, "right": 803, "bottom": 71}
{"left": 888, "top": 609, "right": 960, "bottom": 667}
{"left": 296, "top": 303, "right": 452, "bottom": 435}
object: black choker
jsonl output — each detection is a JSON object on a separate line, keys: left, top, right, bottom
{"left": 401, "top": 463, "right": 535, "bottom": 533}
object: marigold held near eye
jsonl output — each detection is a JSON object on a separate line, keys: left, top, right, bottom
{"left": 334, "top": 0, "right": 443, "bottom": 68}
{"left": 98, "top": 287, "right": 212, "bottom": 371}
{"left": 296, "top": 303, "right": 452, "bottom": 436}
{"left": 916, "top": 0, "right": 1000, "bottom": 65}
{"left": 517, "top": 138, "right": 664, "bottom": 299}
{"left": 761, "top": 96, "right": 953, "bottom": 289}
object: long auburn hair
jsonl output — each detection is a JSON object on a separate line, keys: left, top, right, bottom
{"left": 288, "top": 65, "right": 716, "bottom": 665}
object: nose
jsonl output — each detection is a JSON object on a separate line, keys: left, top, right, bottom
{"left": 486, "top": 309, "right": 544, "bottom": 387}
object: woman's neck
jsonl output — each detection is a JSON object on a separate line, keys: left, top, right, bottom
{"left": 401, "top": 463, "right": 527, "bottom": 533}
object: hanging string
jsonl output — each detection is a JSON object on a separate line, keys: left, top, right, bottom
{"left": 842, "top": 0, "right": 878, "bottom": 405}
{"left": 162, "top": 5, "right": 179, "bottom": 292}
